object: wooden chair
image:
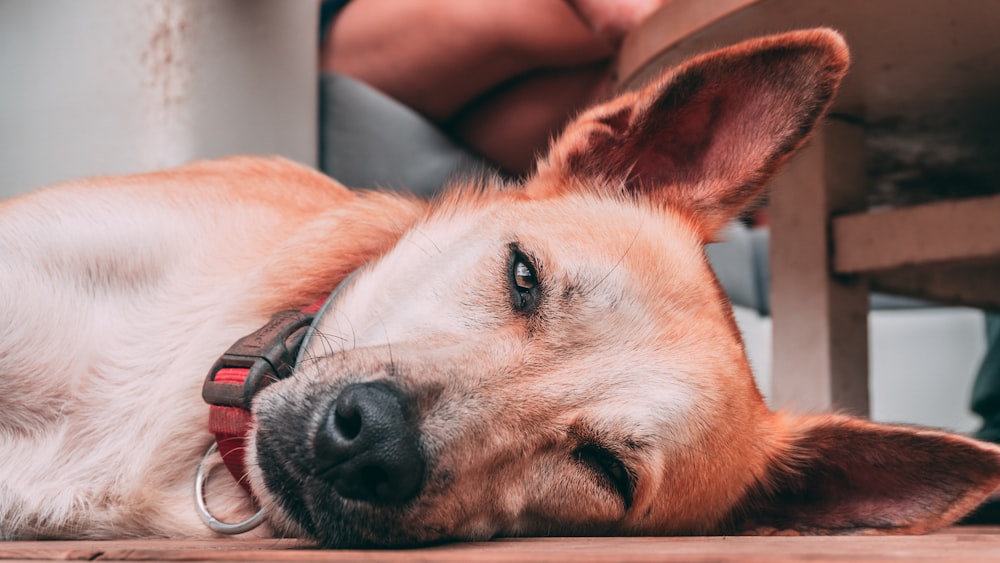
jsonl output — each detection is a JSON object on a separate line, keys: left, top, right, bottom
{"left": 615, "top": 0, "right": 1000, "bottom": 415}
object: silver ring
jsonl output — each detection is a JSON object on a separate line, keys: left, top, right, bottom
{"left": 194, "top": 442, "right": 267, "bottom": 535}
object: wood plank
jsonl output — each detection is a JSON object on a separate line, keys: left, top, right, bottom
{"left": 768, "top": 120, "right": 871, "bottom": 415}
{"left": 2, "top": 529, "right": 1000, "bottom": 562}
{"left": 833, "top": 194, "right": 1000, "bottom": 274}
{"left": 869, "top": 262, "right": 1000, "bottom": 312}
{"left": 0, "top": 539, "right": 306, "bottom": 561}
{"left": 616, "top": 0, "right": 759, "bottom": 89}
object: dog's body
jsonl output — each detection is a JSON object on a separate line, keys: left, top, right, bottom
{"left": 3, "top": 30, "right": 1000, "bottom": 547}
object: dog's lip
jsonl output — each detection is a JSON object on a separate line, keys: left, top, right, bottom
{"left": 252, "top": 423, "right": 318, "bottom": 536}
{"left": 255, "top": 451, "right": 429, "bottom": 547}
{"left": 252, "top": 383, "right": 346, "bottom": 537}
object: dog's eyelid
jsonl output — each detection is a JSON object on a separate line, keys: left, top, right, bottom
{"left": 573, "top": 442, "right": 636, "bottom": 509}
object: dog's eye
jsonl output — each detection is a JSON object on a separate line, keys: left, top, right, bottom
{"left": 574, "top": 444, "right": 634, "bottom": 509}
{"left": 508, "top": 247, "right": 540, "bottom": 313}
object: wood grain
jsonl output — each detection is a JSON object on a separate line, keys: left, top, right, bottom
{"left": 3, "top": 528, "right": 999, "bottom": 562}
{"left": 833, "top": 194, "right": 1000, "bottom": 274}
{"left": 768, "top": 121, "right": 871, "bottom": 415}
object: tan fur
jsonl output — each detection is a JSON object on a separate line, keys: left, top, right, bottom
{"left": 2, "top": 29, "right": 999, "bottom": 547}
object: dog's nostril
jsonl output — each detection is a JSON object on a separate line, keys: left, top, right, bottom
{"left": 313, "top": 382, "right": 425, "bottom": 504}
{"left": 334, "top": 404, "right": 362, "bottom": 440}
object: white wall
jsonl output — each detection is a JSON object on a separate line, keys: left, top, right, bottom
{"left": 734, "top": 306, "right": 986, "bottom": 433}
{"left": 0, "top": 0, "right": 317, "bottom": 199}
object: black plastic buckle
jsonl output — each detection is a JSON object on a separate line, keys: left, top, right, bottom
{"left": 202, "top": 310, "right": 314, "bottom": 409}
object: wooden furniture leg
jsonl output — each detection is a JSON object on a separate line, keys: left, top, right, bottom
{"left": 769, "top": 119, "right": 871, "bottom": 415}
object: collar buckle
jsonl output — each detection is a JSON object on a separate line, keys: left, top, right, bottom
{"left": 202, "top": 309, "right": 314, "bottom": 409}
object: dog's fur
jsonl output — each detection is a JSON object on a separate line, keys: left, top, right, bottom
{"left": 3, "top": 30, "right": 1000, "bottom": 547}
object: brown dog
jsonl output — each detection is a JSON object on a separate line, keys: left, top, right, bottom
{"left": 2, "top": 29, "right": 999, "bottom": 547}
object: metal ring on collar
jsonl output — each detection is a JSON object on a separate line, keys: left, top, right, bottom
{"left": 194, "top": 442, "right": 267, "bottom": 535}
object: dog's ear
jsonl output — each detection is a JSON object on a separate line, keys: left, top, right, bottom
{"left": 735, "top": 414, "right": 1000, "bottom": 535}
{"left": 532, "top": 28, "right": 849, "bottom": 240}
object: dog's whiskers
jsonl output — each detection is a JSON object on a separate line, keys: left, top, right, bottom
{"left": 583, "top": 222, "right": 643, "bottom": 294}
{"left": 402, "top": 227, "right": 442, "bottom": 257}
{"left": 294, "top": 329, "right": 347, "bottom": 369}
{"left": 315, "top": 328, "right": 348, "bottom": 355}
{"left": 294, "top": 303, "right": 359, "bottom": 370}
{"left": 373, "top": 309, "right": 396, "bottom": 377}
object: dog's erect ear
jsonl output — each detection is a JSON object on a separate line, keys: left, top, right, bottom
{"left": 532, "top": 28, "right": 849, "bottom": 240}
{"left": 735, "top": 414, "right": 1000, "bottom": 535}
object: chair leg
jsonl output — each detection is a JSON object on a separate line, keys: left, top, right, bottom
{"left": 769, "top": 119, "right": 871, "bottom": 416}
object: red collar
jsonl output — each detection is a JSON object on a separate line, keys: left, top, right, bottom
{"left": 201, "top": 301, "right": 324, "bottom": 493}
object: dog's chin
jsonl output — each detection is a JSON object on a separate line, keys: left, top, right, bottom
{"left": 255, "top": 438, "right": 455, "bottom": 549}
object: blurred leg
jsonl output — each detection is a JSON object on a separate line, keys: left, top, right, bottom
{"left": 321, "top": 0, "right": 613, "bottom": 121}
{"left": 445, "top": 62, "right": 610, "bottom": 174}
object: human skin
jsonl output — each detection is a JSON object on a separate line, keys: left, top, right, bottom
{"left": 320, "top": 0, "right": 624, "bottom": 175}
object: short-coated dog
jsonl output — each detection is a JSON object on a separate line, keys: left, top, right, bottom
{"left": 3, "top": 29, "right": 999, "bottom": 547}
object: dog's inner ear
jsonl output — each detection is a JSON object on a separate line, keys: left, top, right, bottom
{"left": 534, "top": 29, "right": 849, "bottom": 240}
{"left": 733, "top": 416, "right": 1000, "bottom": 535}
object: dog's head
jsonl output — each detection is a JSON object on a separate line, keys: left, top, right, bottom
{"left": 249, "top": 29, "right": 1000, "bottom": 546}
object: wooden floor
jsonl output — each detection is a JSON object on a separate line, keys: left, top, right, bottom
{"left": 3, "top": 527, "right": 1000, "bottom": 562}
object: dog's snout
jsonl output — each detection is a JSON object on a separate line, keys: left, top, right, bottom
{"left": 314, "top": 382, "right": 424, "bottom": 504}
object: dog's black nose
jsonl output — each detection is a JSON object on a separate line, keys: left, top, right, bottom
{"left": 314, "top": 382, "right": 424, "bottom": 504}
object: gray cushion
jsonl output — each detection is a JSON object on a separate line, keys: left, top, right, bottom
{"left": 319, "top": 73, "right": 493, "bottom": 197}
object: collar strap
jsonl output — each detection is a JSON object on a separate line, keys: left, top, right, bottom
{"left": 202, "top": 304, "right": 321, "bottom": 490}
